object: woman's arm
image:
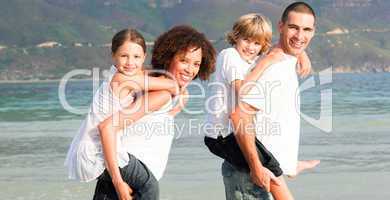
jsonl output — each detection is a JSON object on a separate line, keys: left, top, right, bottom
{"left": 98, "top": 90, "right": 171, "bottom": 200}
{"left": 100, "top": 123, "right": 132, "bottom": 200}
{"left": 99, "top": 90, "right": 172, "bottom": 134}
{"left": 297, "top": 51, "right": 312, "bottom": 78}
{"left": 168, "top": 89, "right": 189, "bottom": 116}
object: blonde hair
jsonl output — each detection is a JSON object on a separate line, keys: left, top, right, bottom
{"left": 226, "top": 13, "right": 272, "bottom": 55}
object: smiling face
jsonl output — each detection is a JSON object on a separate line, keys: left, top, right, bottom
{"left": 168, "top": 47, "right": 202, "bottom": 88}
{"left": 235, "top": 37, "right": 262, "bottom": 62}
{"left": 278, "top": 11, "right": 315, "bottom": 56}
{"left": 112, "top": 41, "right": 146, "bottom": 76}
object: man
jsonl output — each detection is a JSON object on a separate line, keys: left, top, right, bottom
{"left": 227, "top": 2, "right": 317, "bottom": 199}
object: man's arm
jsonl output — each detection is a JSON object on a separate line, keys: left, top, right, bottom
{"left": 230, "top": 102, "right": 280, "bottom": 192}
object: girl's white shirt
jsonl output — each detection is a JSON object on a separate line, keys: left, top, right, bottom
{"left": 65, "top": 66, "right": 175, "bottom": 182}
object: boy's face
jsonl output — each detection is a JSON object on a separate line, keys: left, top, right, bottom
{"left": 112, "top": 41, "right": 146, "bottom": 76}
{"left": 278, "top": 11, "right": 315, "bottom": 56}
{"left": 235, "top": 37, "right": 262, "bottom": 62}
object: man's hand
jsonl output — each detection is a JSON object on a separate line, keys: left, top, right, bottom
{"left": 113, "top": 180, "right": 133, "bottom": 200}
{"left": 250, "top": 167, "right": 281, "bottom": 192}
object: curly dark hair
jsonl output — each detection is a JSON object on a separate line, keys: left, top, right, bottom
{"left": 151, "top": 25, "right": 216, "bottom": 81}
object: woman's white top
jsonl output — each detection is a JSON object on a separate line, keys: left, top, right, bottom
{"left": 65, "top": 66, "right": 175, "bottom": 182}
{"left": 119, "top": 111, "right": 174, "bottom": 180}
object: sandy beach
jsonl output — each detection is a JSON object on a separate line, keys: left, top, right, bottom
{"left": 1, "top": 74, "right": 389, "bottom": 199}
{"left": 1, "top": 168, "right": 388, "bottom": 199}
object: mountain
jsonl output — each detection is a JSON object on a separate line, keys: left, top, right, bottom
{"left": 0, "top": 0, "right": 389, "bottom": 80}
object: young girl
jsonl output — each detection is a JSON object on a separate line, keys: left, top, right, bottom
{"left": 91, "top": 25, "right": 216, "bottom": 200}
{"left": 65, "top": 28, "right": 184, "bottom": 199}
{"left": 204, "top": 13, "right": 319, "bottom": 200}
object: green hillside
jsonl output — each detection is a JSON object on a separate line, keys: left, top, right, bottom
{"left": 0, "top": 0, "right": 110, "bottom": 46}
{"left": 0, "top": 0, "right": 389, "bottom": 81}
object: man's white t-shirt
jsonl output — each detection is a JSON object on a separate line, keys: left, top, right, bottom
{"left": 205, "top": 47, "right": 257, "bottom": 138}
{"left": 242, "top": 53, "right": 300, "bottom": 176}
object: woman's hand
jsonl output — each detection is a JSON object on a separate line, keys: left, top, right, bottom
{"left": 113, "top": 180, "right": 133, "bottom": 200}
{"left": 168, "top": 88, "right": 189, "bottom": 116}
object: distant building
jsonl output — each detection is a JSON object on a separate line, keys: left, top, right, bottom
{"left": 36, "top": 41, "right": 62, "bottom": 48}
{"left": 148, "top": 0, "right": 182, "bottom": 8}
{"left": 101, "top": 43, "right": 111, "bottom": 48}
{"left": 103, "top": 1, "right": 112, "bottom": 6}
{"left": 146, "top": 41, "right": 154, "bottom": 46}
{"left": 148, "top": 0, "right": 157, "bottom": 8}
{"left": 329, "top": 0, "right": 372, "bottom": 8}
{"left": 72, "top": 42, "right": 94, "bottom": 47}
{"left": 73, "top": 42, "right": 83, "bottom": 47}
{"left": 326, "top": 27, "right": 349, "bottom": 35}
{"left": 0, "top": 45, "right": 7, "bottom": 51}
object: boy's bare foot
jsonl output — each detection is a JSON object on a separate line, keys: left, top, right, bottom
{"left": 288, "top": 160, "right": 320, "bottom": 179}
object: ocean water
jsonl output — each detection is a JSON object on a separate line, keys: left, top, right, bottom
{"left": 0, "top": 73, "right": 389, "bottom": 200}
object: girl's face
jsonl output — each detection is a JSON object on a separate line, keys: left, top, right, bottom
{"left": 112, "top": 41, "right": 146, "bottom": 76}
{"left": 168, "top": 47, "right": 202, "bottom": 88}
{"left": 235, "top": 37, "right": 262, "bottom": 62}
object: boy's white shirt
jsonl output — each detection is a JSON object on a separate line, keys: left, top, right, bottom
{"left": 205, "top": 47, "right": 258, "bottom": 138}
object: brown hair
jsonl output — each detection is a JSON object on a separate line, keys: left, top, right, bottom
{"left": 281, "top": 2, "right": 316, "bottom": 23}
{"left": 151, "top": 25, "right": 216, "bottom": 81}
{"left": 111, "top": 28, "right": 146, "bottom": 54}
{"left": 226, "top": 13, "right": 272, "bottom": 55}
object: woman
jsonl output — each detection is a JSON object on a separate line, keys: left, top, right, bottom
{"left": 94, "top": 25, "right": 216, "bottom": 200}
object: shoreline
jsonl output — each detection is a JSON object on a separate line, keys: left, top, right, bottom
{"left": 0, "top": 78, "right": 93, "bottom": 84}
{"left": 1, "top": 71, "right": 389, "bottom": 84}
